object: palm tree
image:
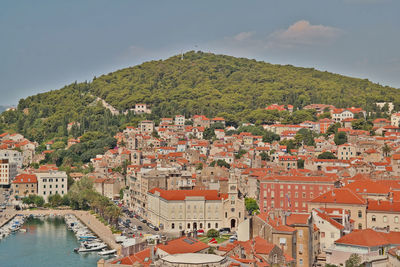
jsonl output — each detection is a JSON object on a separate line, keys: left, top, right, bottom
{"left": 382, "top": 143, "right": 392, "bottom": 157}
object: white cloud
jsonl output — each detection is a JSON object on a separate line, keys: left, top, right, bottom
{"left": 233, "top": 31, "right": 254, "bottom": 41}
{"left": 267, "top": 20, "right": 342, "bottom": 48}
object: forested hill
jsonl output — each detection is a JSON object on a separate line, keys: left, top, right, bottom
{"left": 1, "top": 51, "right": 399, "bottom": 143}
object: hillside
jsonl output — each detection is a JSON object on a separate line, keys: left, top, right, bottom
{"left": 1, "top": 51, "right": 399, "bottom": 143}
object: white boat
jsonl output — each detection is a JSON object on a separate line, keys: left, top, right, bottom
{"left": 76, "top": 243, "right": 107, "bottom": 253}
{"left": 98, "top": 249, "right": 116, "bottom": 256}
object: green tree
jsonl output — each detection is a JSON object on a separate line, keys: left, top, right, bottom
{"left": 245, "top": 198, "right": 259, "bottom": 215}
{"left": 318, "top": 151, "right": 337, "bottom": 159}
{"left": 334, "top": 132, "right": 348, "bottom": 145}
{"left": 48, "top": 193, "right": 63, "bottom": 207}
{"left": 207, "top": 229, "right": 219, "bottom": 238}
{"left": 345, "top": 254, "right": 362, "bottom": 267}
{"left": 297, "top": 159, "right": 305, "bottom": 169}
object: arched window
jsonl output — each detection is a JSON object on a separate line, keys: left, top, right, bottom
{"left": 372, "top": 215, "right": 376, "bottom": 222}
{"left": 358, "top": 223, "right": 362, "bottom": 229}
{"left": 208, "top": 223, "right": 211, "bottom": 229}
{"left": 383, "top": 216, "right": 388, "bottom": 223}
{"left": 171, "top": 223, "right": 175, "bottom": 229}
{"left": 394, "top": 216, "right": 399, "bottom": 223}
{"left": 358, "top": 211, "right": 362, "bottom": 218}
{"left": 187, "top": 223, "right": 191, "bottom": 229}
{"left": 200, "top": 223, "right": 203, "bottom": 229}
{"left": 215, "top": 223, "right": 218, "bottom": 229}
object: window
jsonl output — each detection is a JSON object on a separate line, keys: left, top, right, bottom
{"left": 331, "top": 232, "right": 335, "bottom": 238}
{"left": 299, "top": 259, "right": 303, "bottom": 265}
{"left": 280, "top": 191, "right": 283, "bottom": 197}
{"left": 187, "top": 223, "right": 190, "bottom": 229}
{"left": 358, "top": 211, "right": 362, "bottom": 218}
{"left": 321, "top": 232, "right": 325, "bottom": 238}
{"left": 395, "top": 216, "right": 399, "bottom": 223}
{"left": 372, "top": 216, "right": 376, "bottom": 222}
{"left": 295, "top": 192, "right": 298, "bottom": 198}
{"left": 208, "top": 223, "right": 211, "bottom": 228}
{"left": 215, "top": 223, "right": 218, "bottom": 228}
{"left": 171, "top": 223, "right": 175, "bottom": 229}
{"left": 299, "top": 230, "right": 303, "bottom": 237}
{"left": 302, "top": 192, "right": 306, "bottom": 198}
{"left": 358, "top": 223, "right": 362, "bottom": 229}
{"left": 225, "top": 212, "right": 227, "bottom": 218}
{"left": 299, "top": 244, "right": 303, "bottom": 254}
{"left": 383, "top": 216, "right": 388, "bottom": 223}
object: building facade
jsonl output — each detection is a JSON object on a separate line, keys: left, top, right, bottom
{"left": 36, "top": 171, "right": 68, "bottom": 201}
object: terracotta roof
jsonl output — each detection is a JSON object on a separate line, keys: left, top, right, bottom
{"left": 12, "top": 174, "right": 37, "bottom": 184}
{"left": 310, "top": 188, "right": 366, "bottom": 205}
{"left": 148, "top": 188, "right": 227, "bottom": 201}
{"left": 344, "top": 180, "right": 390, "bottom": 195}
{"left": 286, "top": 213, "right": 310, "bottom": 225}
{"left": 335, "top": 229, "right": 400, "bottom": 247}
{"left": 367, "top": 200, "right": 400, "bottom": 212}
{"left": 157, "top": 236, "right": 209, "bottom": 254}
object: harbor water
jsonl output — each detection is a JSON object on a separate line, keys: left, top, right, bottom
{"left": 0, "top": 216, "right": 103, "bottom": 267}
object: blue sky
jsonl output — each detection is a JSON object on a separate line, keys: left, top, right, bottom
{"left": 1, "top": 0, "right": 399, "bottom": 105}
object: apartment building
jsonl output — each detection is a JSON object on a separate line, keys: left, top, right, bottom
{"left": 259, "top": 176, "right": 336, "bottom": 213}
{"left": 35, "top": 171, "right": 68, "bottom": 201}
{"left": 0, "top": 159, "right": 18, "bottom": 187}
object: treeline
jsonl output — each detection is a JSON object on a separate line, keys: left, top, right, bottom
{"left": 1, "top": 51, "right": 399, "bottom": 144}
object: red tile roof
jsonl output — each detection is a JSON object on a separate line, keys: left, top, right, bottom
{"left": 367, "top": 200, "right": 400, "bottom": 212}
{"left": 286, "top": 213, "right": 310, "bottom": 225}
{"left": 310, "top": 188, "right": 366, "bottom": 205}
{"left": 157, "top": 236, "right": 209, "bottom": 254}
{"left": 12, "top": 174, "right": 37, "bottom": 184}
{"left": 335, "top": 229, "right": 400, "bottom": 247}
{"left": 148, "top": 188, "right": 227, "bottom": 201}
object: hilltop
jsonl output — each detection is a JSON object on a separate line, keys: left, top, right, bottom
{"left": 1, "top": 51, "right": 399, "bottom": 143}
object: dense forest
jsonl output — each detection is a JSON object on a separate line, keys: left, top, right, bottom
{"left": 1, "top": 51, "right": 399, "bottom": 144}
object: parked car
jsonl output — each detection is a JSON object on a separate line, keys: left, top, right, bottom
{"left": 219, "top": 228, "right": 231, "bottom": 234}
{"left": 137, "top": 225, "right": 143, "bottom": 230}
{"left": 132, "top": 225, "right": 137, "bottom": 231}
{"left": 154, "top": 227, "right": 159, "bottom": 231}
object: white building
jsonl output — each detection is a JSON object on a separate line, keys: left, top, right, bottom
{"left": 147, "top": 178, "right": 245, "bottom": 232}
{"left": 0, "top": 159, "right": 18, "bottom": 187}
{"left": 174, "top": 115, "right": 185, "bottom": 126}
{"left": 391, "top": 113, "right": 400, "bottom": 127}
{"left": 36, "top": 171, "right": 68, "bottom": 201}
{"left": 0, "top": 150, "right": 23, "bottom": 168}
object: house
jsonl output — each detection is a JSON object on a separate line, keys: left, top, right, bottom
{"left": 134, "top": 103, "right": 151, "bottom": 114}
{"left": 325, "top": 229, "right": 400, "bottom": 266}
{"left": 391, "top": 113, "right": 400, "bottom": 127}
{"left": 337, "top": 143, "right": 356, "bottom": 160}
{"left": 139, "top": 120, "right": 154, "bottom": 133}
{"left": 278, "top": 155, "right": 298, "bottom": 170}
{"left": 312, "top": 208, "right": 352, "bottom": 251}
{"left": 308, "top": 188, "right": 367, "bottom": 230}
{"left": 12, "top": 173, "right": 38, "bottom": 198}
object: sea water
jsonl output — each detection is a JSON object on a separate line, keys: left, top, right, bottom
{"left": 0, "top": 216, "right": 106, "bottom": 267}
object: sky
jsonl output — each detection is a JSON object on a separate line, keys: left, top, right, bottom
{"left": 1, "top": 0, "right": 399, "bottom": 105}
